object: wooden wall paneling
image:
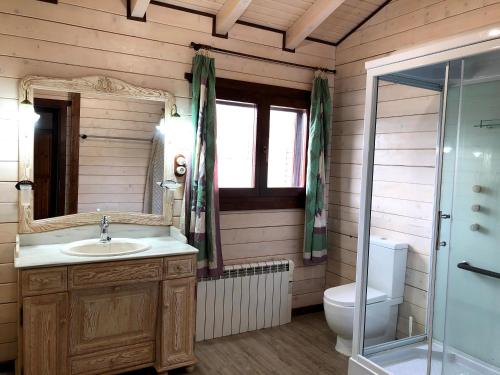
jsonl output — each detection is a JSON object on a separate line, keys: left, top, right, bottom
{"left": 77, "top": 95, "right": 163, "bottom": 214}
{"left": 326, "top": 0, "right": 500, "bottom": 339}
{"left": 0, "top": 0, "right": 336, "bottom": 360}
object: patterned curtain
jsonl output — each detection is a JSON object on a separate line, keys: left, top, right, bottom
{"left": 303, "top": 72, "right": 332, "bottom": 265}
{"left": 185, "top": 51, "right": 223, "bottom": 277}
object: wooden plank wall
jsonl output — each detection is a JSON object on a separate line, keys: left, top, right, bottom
{"left": 78, "top": 95, "right": 163, "bottom": 214}
{"left": 373, "top": 82, "right": 439, "bottom": 337}
{"left": 0, "top": 0, "right": 335, "bottom": 360}
{"left": 327, "top": 0, "right": 500, "bottom": 339}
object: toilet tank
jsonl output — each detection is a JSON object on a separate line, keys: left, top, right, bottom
{"left": 367, "top": 236, "right": 408, "bottom": 299}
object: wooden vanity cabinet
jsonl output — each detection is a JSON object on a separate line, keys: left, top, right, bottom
{"left": 22, "top": 293, "right": 69, "bottom": 375}
{"left": 19, "top": 255, "right": 197, "bottom": 375}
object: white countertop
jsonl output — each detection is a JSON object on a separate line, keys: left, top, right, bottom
{"left": 15, "top": 236, "right": 198, "bottom": 269}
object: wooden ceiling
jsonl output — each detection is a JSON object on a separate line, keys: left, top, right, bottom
{"left": 134, "top": 0, "right": 388, "bottom": 47}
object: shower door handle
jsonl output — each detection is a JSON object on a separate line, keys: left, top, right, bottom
{"left": 457, "top": 261, "right": 500, "bottom": 280}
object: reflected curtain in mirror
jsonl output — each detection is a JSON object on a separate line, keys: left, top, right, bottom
{"left": 303, "top": 72, "right": 332, "bottom": 264}
{"left": 143, "top": 130, "right": 164, "bottom": 215}
{"left": 186, "top": 52, "right": 223, "bottom": 277}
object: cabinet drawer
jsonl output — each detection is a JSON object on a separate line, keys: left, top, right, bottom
{"left": 22, "top": 267, "right": 67, "bottom": 296}
{"left": 164, "top": 255, "right": 195, "bottom": 279}
{"left": 70, "top": 342, "right": 154, "bottom": 375}
{"left": 69, "top": 259, "right": 162, "bottom": 289}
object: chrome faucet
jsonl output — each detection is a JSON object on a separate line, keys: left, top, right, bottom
{"left": 99, "top": 216, "right": 111, "bottom": 243}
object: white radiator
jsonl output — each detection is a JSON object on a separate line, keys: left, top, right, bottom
{"left": 195, "top": 260, "right": 294, "bottom": 341}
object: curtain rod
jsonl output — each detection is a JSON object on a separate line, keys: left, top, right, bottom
{"left": 189, "top": 42, "right": 336, "bottom": 75}
{"left": 80, "top": 134, "right": 153, "bottom": 143}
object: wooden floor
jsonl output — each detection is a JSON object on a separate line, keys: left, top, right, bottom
{"left": 0, "top": 312, "right": 348, "bottom": 375}
{"left": 128, "top": 312, "right": 349, "bottom": 375}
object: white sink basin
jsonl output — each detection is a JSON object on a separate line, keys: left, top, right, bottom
{"left": 62, "top": 238, "right": 151, "bottom": 257}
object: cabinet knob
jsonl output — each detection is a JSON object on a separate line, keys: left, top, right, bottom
{"left": 472, "top": 185, "right": 482, "bottom": 193}
{"left": 471, "top": 204, "right": 481, "bottom": 212}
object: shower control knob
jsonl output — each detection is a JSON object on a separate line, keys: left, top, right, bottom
{"left": 470, "top": 223, "right": 480, "bottom": 232}
{"left": 471, "top": 204, "right": 481, "bottom": 212}
{"left": 472, "top": 185, "right": 482, "bottom": 193}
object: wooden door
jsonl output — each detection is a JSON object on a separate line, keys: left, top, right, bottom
{"left": 158, "top": 277, "right": 196, "bottom": 368}
{"left": 69, "top": 282, "right": 158, "bottom": 355}
{"left": 33, "top": 108, "right": 56, "bottom": 219}
{"left": 23, "top": 293, "right": 69, "bottom": 375}
{"left": 34, "top": 99, "right": 69, "bottom": 219}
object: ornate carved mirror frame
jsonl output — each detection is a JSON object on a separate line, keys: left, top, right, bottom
{"left": 18, "top": 75, "right": 178, "bottom": 233}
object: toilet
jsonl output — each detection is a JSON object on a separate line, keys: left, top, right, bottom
{"left": 323, "top": 236, "right": 408, "bottom": 356}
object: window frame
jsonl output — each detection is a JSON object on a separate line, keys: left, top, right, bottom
{"left": 215, "top": 78, "right": 311, "bottom": 211}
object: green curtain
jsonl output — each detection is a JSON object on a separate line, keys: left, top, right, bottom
{"left": 185, "top": 51, "right": 223, "bottom": 277}
{"left": 303, "top": 72, "right": 332, "bottom": 265}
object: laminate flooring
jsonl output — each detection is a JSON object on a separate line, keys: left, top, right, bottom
{"left": 129, "top": 312, "right": 349, "bottom": 375}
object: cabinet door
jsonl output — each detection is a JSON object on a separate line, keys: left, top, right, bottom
{"left": 159, "top": 277, "right": 196, "bottom": 367}
{"left": 23, "top": 293, "right": 68, "bottom": 375}
{"left": 69, "top": 282, "right": 158, "bottom": 355}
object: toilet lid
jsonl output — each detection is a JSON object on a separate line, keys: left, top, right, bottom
{"left": 324, "top": 283, "right": 386, "bottom": 307}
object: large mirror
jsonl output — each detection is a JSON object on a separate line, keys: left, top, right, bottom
{"left": 18, "top": 76, "right": 178, "bottom": 233}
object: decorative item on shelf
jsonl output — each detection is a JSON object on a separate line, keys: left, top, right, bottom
{"left": 157, "top": 179, "right": 181, "bottom": 190}
{"left": 15, "top": 180, "right": 34, "bottom": 207}
{"left": 174, "top": 154, "right": 187, "bottom": 177}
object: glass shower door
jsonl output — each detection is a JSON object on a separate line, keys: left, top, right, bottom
{"left": 434, "top": 51, "right": 500, "bottom": 374}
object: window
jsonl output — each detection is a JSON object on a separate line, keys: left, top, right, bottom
{"left": 215, "top": 78, "right": 310, "bottom": 210}
{"left": 267, "top": 106, "right": 307, "bottom": 188}
{"left": 216, "top": 100, "right": 257, "bottom": 188}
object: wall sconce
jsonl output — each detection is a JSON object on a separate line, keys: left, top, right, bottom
{"left": 170, "top": 104, "right": 180, "bottom": 117}
{"left": 156, "top": 104, "right": 181, "bottom": 135}
{"left": 156, "top": 108, "right": 167, "bottom": 135}
{"left": 19, "top": 89, "right": 40, "bottom": 127}
{"left": 15, "top": 180, "right": 34, "bottom": 207}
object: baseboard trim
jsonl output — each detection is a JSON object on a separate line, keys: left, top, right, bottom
{"left": 0, "top": 360, "right": 14, "bottom": 372}
{"left": 292, "top": 304, "right": 324, "bottom": 316}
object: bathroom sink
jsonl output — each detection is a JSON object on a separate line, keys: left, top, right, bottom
{"left": 62, "top": 238, "right": 151, "bottom": 257}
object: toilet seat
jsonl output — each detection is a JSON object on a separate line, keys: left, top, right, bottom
{"left": 324, "top": 283, "right": 386, "bottom": 307}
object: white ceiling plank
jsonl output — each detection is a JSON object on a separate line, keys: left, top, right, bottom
{"left": 216, "top": 0, "right": 253, "bottom": 35}
{"left": 285, "top": 0, "right": 346, "bottom": 49}
{"left": 130, "top": 0, "right": 151, "bottom": 18}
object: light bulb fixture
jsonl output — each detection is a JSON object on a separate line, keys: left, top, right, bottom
{"left": 19, "top": 89, "right": 40, "bottom": 127}
{"left": 156, "top": 108, "right": 166, "bottom": 135}
{"left": 15, "top": 180, "right": 34, "bottom": 207}
{"left": 170, "top": 104, "right": 181, "bottom": 117}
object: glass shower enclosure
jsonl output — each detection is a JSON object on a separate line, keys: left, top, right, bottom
{"left": 350, "top": 26, "right": 500, "bottom": 375}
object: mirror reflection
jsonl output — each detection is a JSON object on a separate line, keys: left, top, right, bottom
{"left": 363, "top": 63, "right": 447, "bottom": 352}
{"left": 32, "top": 89, "right": 166, "bottom": 219}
